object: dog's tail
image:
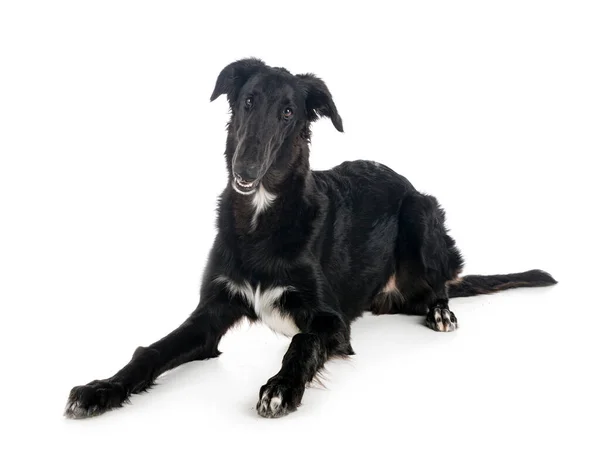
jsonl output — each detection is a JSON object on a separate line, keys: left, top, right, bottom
{"left": 447, "top": 269, "right": 557, "bottom": 298}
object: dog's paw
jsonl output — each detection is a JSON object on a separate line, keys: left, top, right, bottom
{"left": 256, "top": 376, "right": 303, "bottom": 418}
{"left": 64, "top": 380, "right": 127, "bottom": 419}
{"left": 426, "top": 307, "right": 458, "bottom": 332}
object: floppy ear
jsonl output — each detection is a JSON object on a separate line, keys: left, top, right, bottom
{"left": 210, "top": 58, "right": 266, "bottom": 103}
{"left": 297, "top": 73, "right": 344, "bottom": 132}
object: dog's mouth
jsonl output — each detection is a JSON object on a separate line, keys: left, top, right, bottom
{"left": 233, "top": 177, "right": 259, "bottom": 195}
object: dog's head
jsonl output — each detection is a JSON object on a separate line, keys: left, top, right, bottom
{"left": 210, "top": 58, "right": 343, "bottom": 194}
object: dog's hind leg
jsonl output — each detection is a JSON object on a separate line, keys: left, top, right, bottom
{"left": 256, "top": 312, "right": 351, "bottom": 418}
{"left": 64, "top": 279, "right": 250, "bottom": 419}
{"left": 391, "top": 193, "right": 464, "bottom": 331}
{"left": 390, "top": 277, "right": 459, "bottom": 332}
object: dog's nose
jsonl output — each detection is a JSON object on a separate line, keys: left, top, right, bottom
{"left": 233, "top": 163, "right": 259, "bottom": 183}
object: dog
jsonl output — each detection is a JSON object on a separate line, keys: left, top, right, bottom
{"left": 65, "top": 58, "right": 557, "bottom": 419}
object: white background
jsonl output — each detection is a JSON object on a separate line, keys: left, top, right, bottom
{"left": 1, "top": 1, "right": 599, "bottom": 461}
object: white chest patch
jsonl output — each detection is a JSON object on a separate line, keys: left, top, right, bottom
{"left": 251, "top": 184, "right": 276, "bottom": 230}
{"left": 215, "top": 276, "right": 300, "bottom": 337}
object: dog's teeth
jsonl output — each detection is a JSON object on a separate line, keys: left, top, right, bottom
{"left": 236, "top": 179, "right": 254, "bottom": 188}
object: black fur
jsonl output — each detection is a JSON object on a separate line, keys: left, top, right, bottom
{"left": 65, "top": 58, "right": 557, "bottom": 419}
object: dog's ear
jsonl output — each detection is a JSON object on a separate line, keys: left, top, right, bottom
{"left": 210, "top": 58, "right": 266, "bottom": 103}
{"left": 297, "top": 73, "right": 343, "bottom": 132}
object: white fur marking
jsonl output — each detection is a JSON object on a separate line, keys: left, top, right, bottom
{"left": 382, "top": 274, "right": 397, "bottom": 294}
{"left": 269, "top": 395, "right": 282, "bottom": 412}
{"left": 215, "top": 276, "right": 299, "bottom": 337}
{"left": 251, "top": 184, "right": 276, "bottom": 229}
{"left": 381, "top": 273, "right": 405, "bottom": 302}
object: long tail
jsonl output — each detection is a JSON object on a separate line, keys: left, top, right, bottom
{"left": 448, "top": 269, "right": 557, "bottom": 298}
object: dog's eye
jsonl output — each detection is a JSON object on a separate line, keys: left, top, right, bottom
{"left": 282, "top": 108, "right": 293, "bottom": 119}
{"left": 245, "top": 97, "right": 253, "bottom": 108}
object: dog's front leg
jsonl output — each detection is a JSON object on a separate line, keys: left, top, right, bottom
{"left": 256, "top": 312, "right": 351, "bottom": 418}
{"left": 65, "top": 280, "right": 249, "bottom": 419}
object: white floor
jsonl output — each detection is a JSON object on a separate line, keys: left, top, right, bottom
{"left": 9, "top": 276, "right": 597, "bottom": 462}
{"left": 2, "top": 1, "right": 599, "bottom": 461}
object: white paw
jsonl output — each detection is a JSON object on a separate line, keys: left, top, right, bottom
{"left": 426, "top": 307, "right": 458, "bottom": 332}
{"left": 256, "top": 378, "right": 301, "bottom": 418}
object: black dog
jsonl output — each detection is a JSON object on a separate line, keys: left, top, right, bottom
{"left": 65, "top": 58, "right": 557, "bottom": 419}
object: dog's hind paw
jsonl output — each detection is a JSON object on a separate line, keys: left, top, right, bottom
{"left": 256, "top": 376, "right": 303, "bottom": 418}
{"left": 64, "top": 380, "right": 127, "bottom": 419}
{"left": 426, "top": 307, "right": 458, "bottom": 332}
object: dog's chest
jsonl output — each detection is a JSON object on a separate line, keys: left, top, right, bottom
{"left": 217, "top": 277, "right": 299, "bottom": 337}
